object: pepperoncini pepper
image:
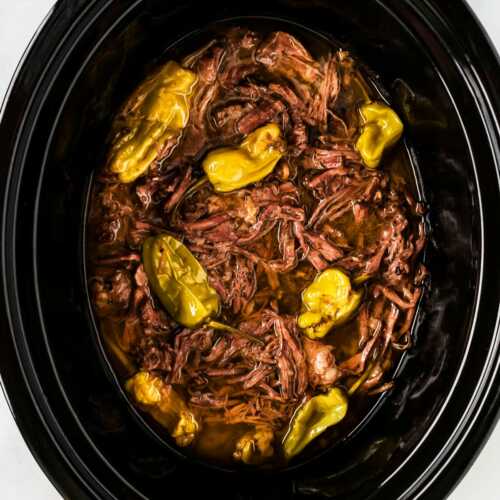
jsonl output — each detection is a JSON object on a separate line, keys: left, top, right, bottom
{"left": 109, "top": 61, "right": 197, "bottom": 183}
{"left": 142, "top": 234, "right": 219, "bottom": 328}
{"left": 356, "top": 101, "right": 404, "bottom": 169}
{"left": 298, "top": 268, "right": 362, "bottom": 339}
{"left": 126, "top": 371, "right": 199, "bottom": 447}
{"left": 283, "top": 387, "right": 348, "bottom": 459}
{"left": 202, "top": 123, "right": 285, "bottom": 192}
{"left": 233, "top": 426, "right": 275, "bottom": 465}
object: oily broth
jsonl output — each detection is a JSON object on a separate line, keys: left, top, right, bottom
{"left": 87, "top": 22, "right": 423, "bottom": 468}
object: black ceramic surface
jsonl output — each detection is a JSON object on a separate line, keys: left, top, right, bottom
{"left": 1, "top": 1, "right": 499, "bottom": 499}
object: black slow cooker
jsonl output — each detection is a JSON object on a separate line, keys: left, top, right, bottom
{"left": 1, "top": 1, "right": 499, "bottom": 498}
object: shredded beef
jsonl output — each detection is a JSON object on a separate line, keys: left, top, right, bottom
{"left": 88, "top": 27, "right": 428, "bottom": 446}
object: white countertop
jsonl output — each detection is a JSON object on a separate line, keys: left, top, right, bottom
{"left": 0, "top": 1, "right": 498, "bottom": 498}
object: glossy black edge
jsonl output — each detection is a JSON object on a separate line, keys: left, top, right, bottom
{"left": 400, "top": 1, "right": 500, "bottom": 498}
{"left": 0, "top": 0, "right": 498, "bottom": 499}
{"left": 0, "top": 2, "right": 123, "bottom": 498}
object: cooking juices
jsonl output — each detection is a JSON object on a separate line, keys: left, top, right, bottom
{"left": 87, "top": 27, "right": 427, "bottom": 467}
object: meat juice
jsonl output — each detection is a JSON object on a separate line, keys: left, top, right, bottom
{"left": 86, "top": 22, "right": 427, "bottom": 468}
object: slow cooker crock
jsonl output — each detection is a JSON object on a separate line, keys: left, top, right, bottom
{"left": 1, "top": 0, "right": 499, "bottom": 499}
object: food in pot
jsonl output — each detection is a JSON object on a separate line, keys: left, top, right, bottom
{"left": 142, "top": 234, "right": 220, "bottom": 328}
{"left": 356, "top": 102, "right": 404, "bottom": 168}
{"left": 283, "top": 386, "right": 348, "bottom": 459}
{"left": 108, "top": 61, "right": 197, "bottom": 183}
{"left": 298, "top": 268, "right": 363, "bottom": 339}
{"left": 203, "top": 123, "right": 285, "bottom": 192}
{"left": 87, "top": 28, "right": 428, "bottom": 467}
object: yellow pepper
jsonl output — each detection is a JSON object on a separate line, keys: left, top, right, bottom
{"left": 142, "top": 234, "right": 219, "bottom": 328}
{"left": 298, "top": 268, "right": 362, "bottom": 339}
{"left": 202, "top": 123, "right": 285, "bottom": 192}
{"left": 233, "top": 426, "right": 274, "bottom": 465}
{"left": 109, "top": 61, "right": 197, "bottom": 183}
{"left": 283, "top": 387, "right": 348, "bottom": 459}
{"left": 143, "top": 234, "right": 264, "bottom": 345}
{"left": 126, "top": 371, "right": 199, "bottom": 447}
{"left": 356, "top": 102, "right": 404, "bottom": 169}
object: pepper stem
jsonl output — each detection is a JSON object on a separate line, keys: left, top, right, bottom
{"left": 208, "top": 320, "right": 264, "bottom": 345}
{"left": 170, "top": 176, "right": 209, "bottom": 223}
{"left": 347, "top": 362, "right": 375, "bottom": 396}
{"left": 185, "top": 176, "right": 209, "bottom": 198}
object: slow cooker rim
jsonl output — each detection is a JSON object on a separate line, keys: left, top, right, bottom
{"left": 373, "top": 1, "right": 500, "bottom": 497}
{"left": 0, "top": 1, "right": 499, "bottom": 499}
{"left": 0, "top": 2, "right": 144, "bottom": 498}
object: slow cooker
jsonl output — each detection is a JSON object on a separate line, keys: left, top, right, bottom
{"left": 1, "top": 1, "right": 499, "bottom": 498}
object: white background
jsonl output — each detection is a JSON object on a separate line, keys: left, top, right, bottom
{"left": 0, "top": 1, "right": 498, "bottom": 499}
